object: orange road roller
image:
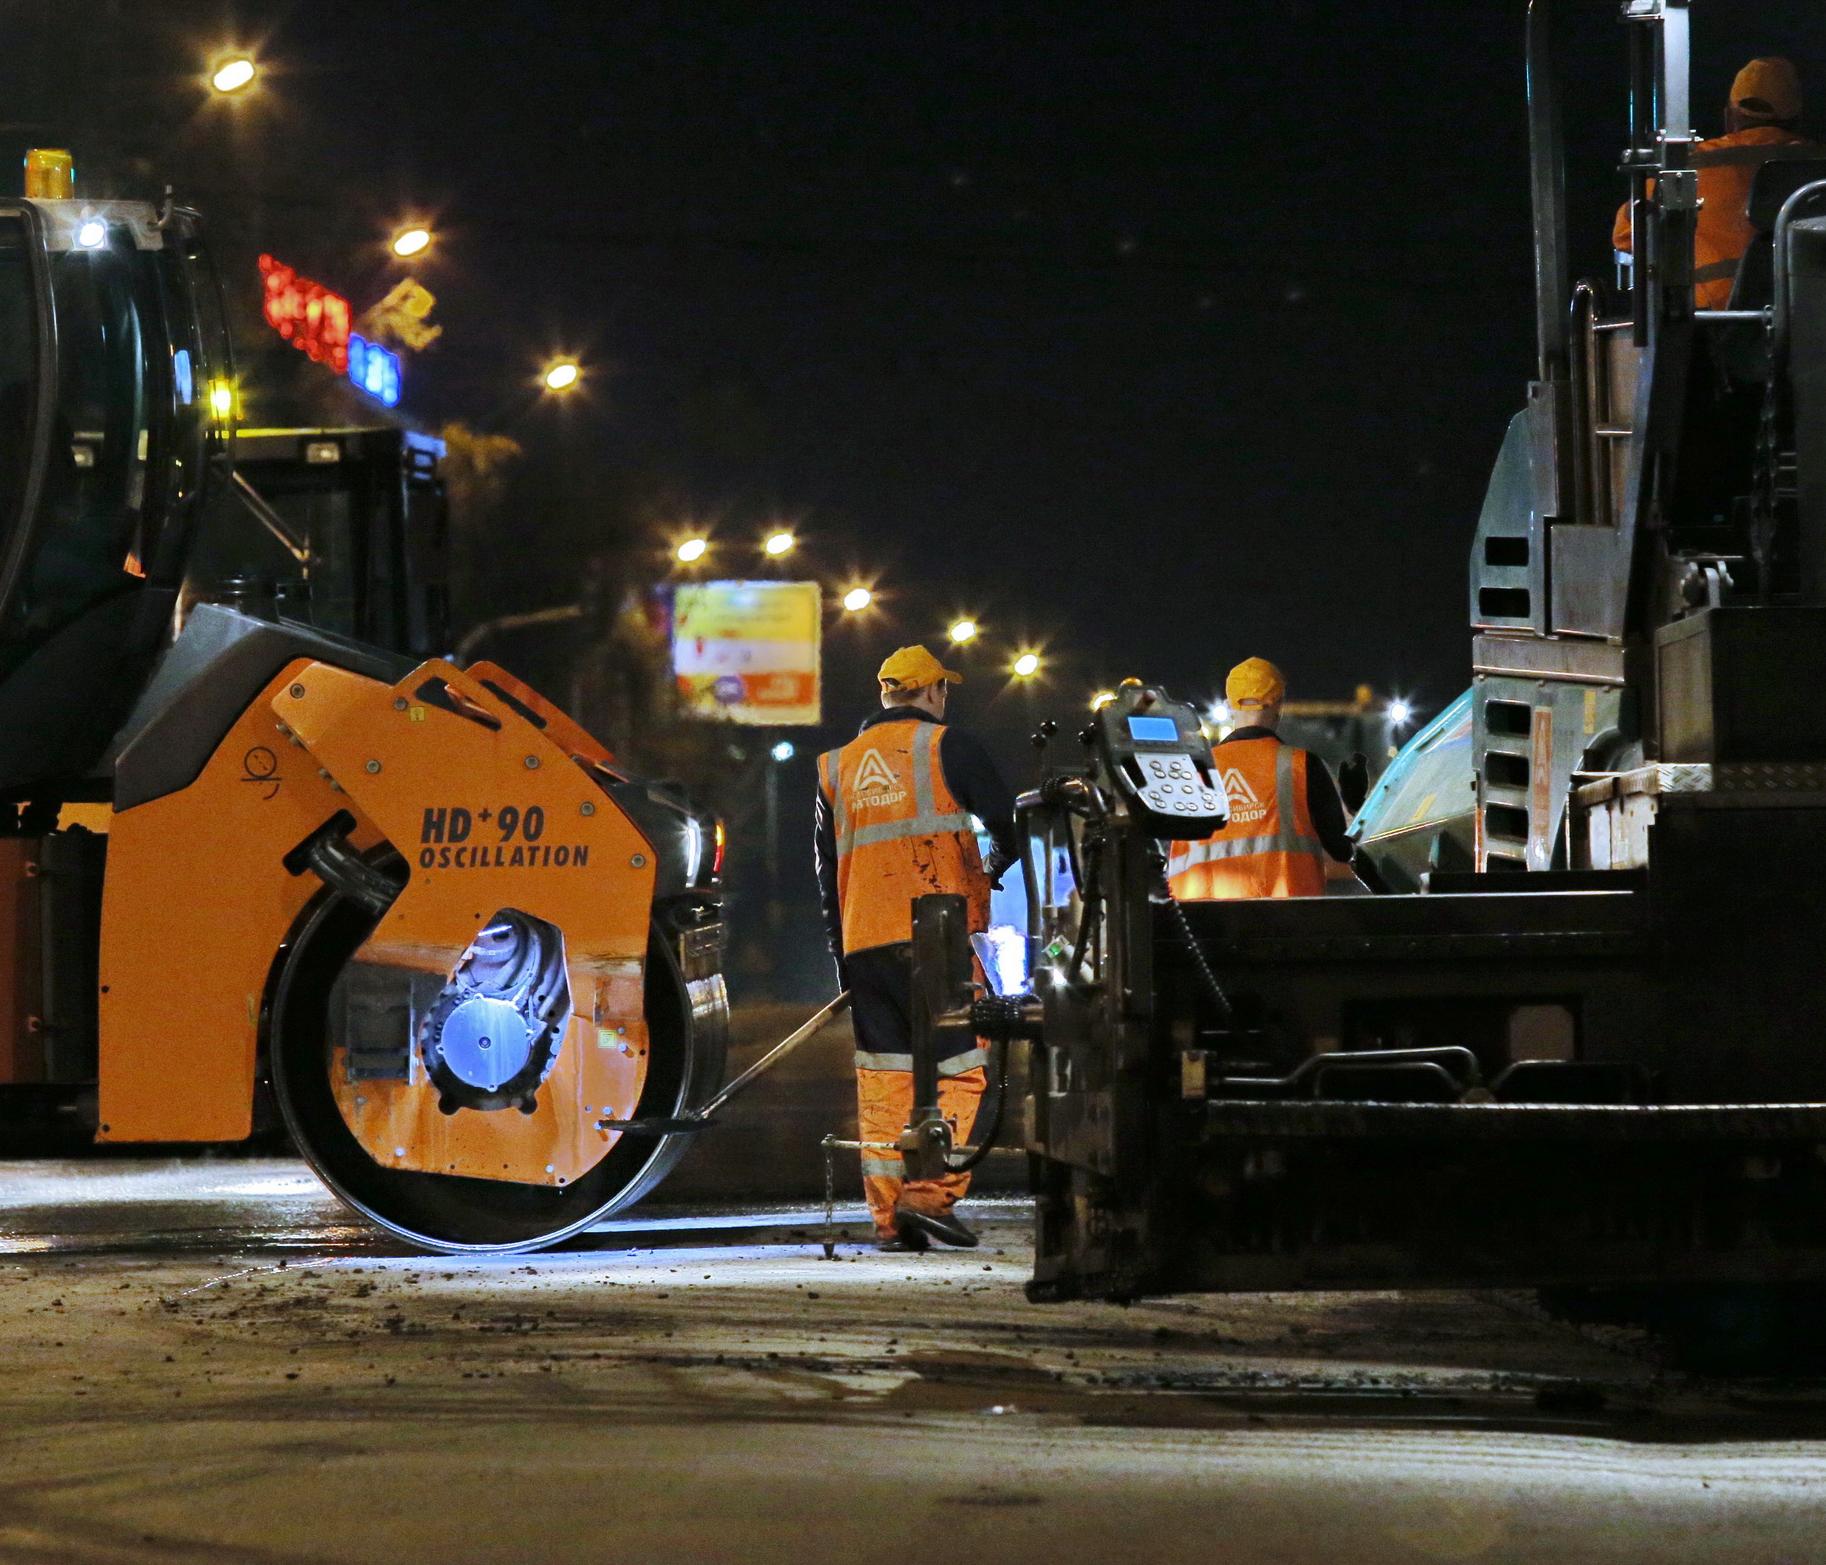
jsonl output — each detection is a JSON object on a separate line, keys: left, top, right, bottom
{"left": 0, "top": 184, "right": 727, "bottom": 1250}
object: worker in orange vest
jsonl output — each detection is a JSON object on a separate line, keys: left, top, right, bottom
{"left": 1166, "top": 657, "right": 1354, "bottom": 900}
{"left": 814, "top": 645, "right": 1019, "bottom": 1251}
{"left": 1613, "top": 57, "right": 1820, "bottom": 310}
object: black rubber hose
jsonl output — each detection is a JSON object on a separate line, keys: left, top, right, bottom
{"left": 947, "top": 1034, "right": 1009, "bottom": 1174}
{"left": 1067, "top": 851, "right": 1101, "bottom": 980}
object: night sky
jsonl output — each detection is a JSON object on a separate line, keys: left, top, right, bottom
{"left": 9, "top": 2, "right": 1826, "bottom": 985}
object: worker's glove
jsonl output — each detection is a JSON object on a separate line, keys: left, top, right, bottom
{"left": 984, "top": 847, "right": 1018, "bottom": 888}
{"left": 1338, "top": 752, "right": 1370, "bottom": 816}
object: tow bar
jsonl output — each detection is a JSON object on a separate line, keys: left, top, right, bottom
{"left": 595, "top": 990, "right": 854, "bottom": 1135}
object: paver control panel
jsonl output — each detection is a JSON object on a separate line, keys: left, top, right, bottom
{"left": 1094, "top": 688, "right": 1227, "bottom": 839}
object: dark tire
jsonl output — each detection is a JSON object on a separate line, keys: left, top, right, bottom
{"left": 269, "top": 890, "right": 724, "bottom": 1253}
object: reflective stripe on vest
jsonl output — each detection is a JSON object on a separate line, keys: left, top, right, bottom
{"left": 854, "top": 1045, "right": 988, "bottom": 1075}
{"left": 1167, "top": 741, "right": 1326, "bottom": 897}
{"left": 821, "top": 747, "right": 847, "bottom": 849}
{"left": 1691, "top": 141, "right": 1823, "bottom": 169}
{"left": 820, "top": 721, "right": 988, "bottom": 954}
{"left": 830, "top": 726, "right": 972, "bottom": 853}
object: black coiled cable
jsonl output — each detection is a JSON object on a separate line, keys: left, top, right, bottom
{"left": 1156, "top": 863, "right": 1235, "bottom": 1024}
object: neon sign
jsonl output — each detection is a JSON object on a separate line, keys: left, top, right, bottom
{"left": 258, "top": 254, "right": 351, "bottom": 374}
{"left": 348, "top": 333, "right": 402, "bottom": 408}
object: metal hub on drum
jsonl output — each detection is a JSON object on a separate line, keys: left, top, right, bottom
{"left": 418, "top": 912, "right": 570, "bottom": 1115}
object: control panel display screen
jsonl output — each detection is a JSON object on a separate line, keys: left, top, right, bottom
{"left": 1126, "top": 715, "right": 1181, "bottom": 743}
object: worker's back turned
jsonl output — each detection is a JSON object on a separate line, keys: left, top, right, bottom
{"left": 1614, "top": 57, "right": 1821, "bottom": 308}
{"left": 1166, "top": 657, "right": 1354, "bottom": 900}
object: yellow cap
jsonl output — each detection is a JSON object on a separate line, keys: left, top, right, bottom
{"left": 24, "top": 149, "right": 73, "bottom": 201}
{"left": 1732, "top": 57, "right": 1802, "bottom": 123}
{"left": 878, "top": 644, "right": 962, "bottom": 692}
{"left": 1225, "top": 656, "right": 1286, "bottom": 710}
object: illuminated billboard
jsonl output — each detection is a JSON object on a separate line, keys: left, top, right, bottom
{"left": 672, "top": 580, "right": 821, "bottom": 726}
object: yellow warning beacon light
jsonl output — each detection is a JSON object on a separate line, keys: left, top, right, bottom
{"left": 24, "top": 149, "right": 74, "bottom": 200}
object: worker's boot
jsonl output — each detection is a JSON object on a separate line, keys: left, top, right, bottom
{"left": 877, "top": 1212, "right": 931, "bottom": 1253}
{"left": 894, "top": 1205, "right": 978, "bottom": 1249}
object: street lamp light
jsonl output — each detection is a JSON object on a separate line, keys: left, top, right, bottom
{"left": 676, "top": 537, "right": 709, "bottom": 565}
{"left": 771, "top": 740, "right": 796, "bottom": 763}
{"left": 391, "top": 225, "right": 432, "bottom": 259}
{"left": 1387, "top": 697, "right": 1414, "bottom": 728}
{"left": 947, "top": 618, "right": 979, "bottom": 645}
{"left": 842, "top": 586, "right": 873, "bottom": 613}
{"left": 763, "top": 530, "right": 796, "bottom": 557}
{"left": 1013, "top": 652, "right": 1041, "bottom": 679}
{"left": 209, "top": 54, "right": 257, "bottom": 95}
{"left": 542, "top": 360, "right": 581, "bottom": 393}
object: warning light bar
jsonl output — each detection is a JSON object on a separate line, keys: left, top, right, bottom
{"left": 348, "top": 333, "right": 402, "bottom": 408}
{"left": 24, "top": 148, "right": 74, "bottom": 200}
{"left": 259, "top": 254, "right": 351, "bottom": 374}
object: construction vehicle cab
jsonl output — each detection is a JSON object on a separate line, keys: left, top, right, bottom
{"left": 0, "top": 196, "right": 221, "bottom": 799}
{"left": 915, "top": 0, "right": 1826, "bottom": 1327}
{"left": 188, "top": 425, "right": 451, "bottom": 660}
{"left": 0, "top": 178, "right": 729, "bottom": 1252}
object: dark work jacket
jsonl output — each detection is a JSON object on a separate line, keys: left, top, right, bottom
{"left": 1222, "top": 726, "right": 1354, "bottom": 863}
{"left": 813, "top": 708, "right": 1020, "bottom": 967}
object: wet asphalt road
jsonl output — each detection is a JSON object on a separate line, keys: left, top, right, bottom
{"left": 6, "top": 1008, "right": 1826, "bottom": 1563}
{"left": 5, "top": 1156, "right": 1826, "bottom": 1563}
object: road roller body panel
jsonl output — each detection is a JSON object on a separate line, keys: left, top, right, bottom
{"left": 0, "top": 179, "right": 729, "bottom": 1249}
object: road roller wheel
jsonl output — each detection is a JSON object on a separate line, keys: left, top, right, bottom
{"left": 269, "top": 887, "right": 723, "bottom": 1253}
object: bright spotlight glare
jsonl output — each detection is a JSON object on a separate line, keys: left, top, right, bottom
{"left": 542, "top": 360, "right": 580, "bottom": 392}
{"left": 771, "top": 741, "right": 796, "bottom": 763}
{"left": 208, "top": 381, "right": 236, "bottom": 419}
{"left": 210, "top": 55, "right": 257, "bottom": 94}
{"left": 676, "top": 537, "right": 709, "bottom": 564}
{"left": 842, "top": 587, "right": 872, "bottom": 613}
{"left": 947, "top": 618, "right": 978, "bottom": 644}
{"left": 1388, "top": 698, "right": 1414, "bottom": 727}
{"left": 391, "top": 226, "right": 432, "bottom": 258}
{"left": 763, "top": 530, "right": 796, "bottom": 557}
{"left": 1013, "top": 652, "right": 1041, "bottom": 679}
{"left": 75, "top": 219, "right": 106, "bottom": 249}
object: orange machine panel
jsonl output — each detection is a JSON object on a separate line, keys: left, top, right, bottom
{"left": 277, "top": 660, "right": 658, "bottom": 1186}
{"left": 464, "top": 660, "right": 619, "bottom": 771}
{"left": 97, "top": 660, "right": 351, "bottom": 1140}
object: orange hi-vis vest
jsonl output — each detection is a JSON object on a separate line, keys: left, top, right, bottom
{"left": 1612, "top": 126, "right": 1819, "bottom": 308}
{"left": 1166, "top": 736, "right": 1326, "bottom": 900}
{"left": 818, "top": 720, "right": 990, "bottom": 955}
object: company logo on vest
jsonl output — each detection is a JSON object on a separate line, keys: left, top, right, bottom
{"left": 1218, "top": 767, "right": 1267, "bottom": 825}
{"left": 852, "top": 747, "right": 907, "bottom": 807}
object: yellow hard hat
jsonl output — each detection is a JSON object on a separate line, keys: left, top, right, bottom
{"left": 878, "top": 644, "right": 962, "bottom": 692}
{"left": 1732, "top": 57, "right": 1802, "bottom": 123}
{"left": 1225, "top": 656, "right": 1286, "bottom": 710}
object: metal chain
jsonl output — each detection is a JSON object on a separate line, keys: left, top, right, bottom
{"left": 817, "top": 1134, "right": 904, "bottom": 1257}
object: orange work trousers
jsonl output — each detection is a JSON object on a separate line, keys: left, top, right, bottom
{"left": 855, "top": 1065, "right": 986, "bottom": 1239}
